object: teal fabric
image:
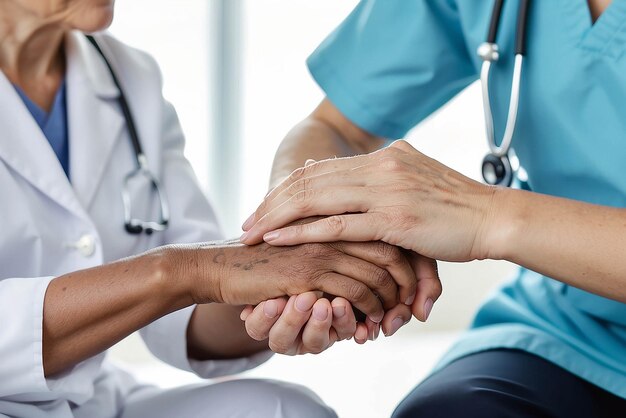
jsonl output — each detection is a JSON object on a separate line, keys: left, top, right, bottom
{"left": 308, "top": 0, "right": 626, "bottom": 399}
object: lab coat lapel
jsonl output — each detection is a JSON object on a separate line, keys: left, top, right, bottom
{"left": 0, "top": 70, "right": 88, "bottom": 218}
{"left": 66, "top": 32, "right": 124, "bottom": 210}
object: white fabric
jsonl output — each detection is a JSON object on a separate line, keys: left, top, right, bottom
{"left": 118, "top": 379, "right": 337, "bottom": 418}
{"left": 0, "top": 31, "right": 279, "bottom": 417}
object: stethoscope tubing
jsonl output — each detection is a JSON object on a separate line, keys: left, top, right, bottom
{"left": 478, "top": 0, "right": 531, "bottom": 184}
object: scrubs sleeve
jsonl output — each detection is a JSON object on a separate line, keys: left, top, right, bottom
{"left": 138, "top": 98, "right": 273, "bottom": 378}
{"left": 308, "top": 0, "right": 477, "bottom": 139}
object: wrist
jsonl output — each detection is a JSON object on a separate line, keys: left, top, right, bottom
{"left": 149, "top": 243, "right": 228, "bottom": 306}
{"left": 481, "top": 187, "right": 525, "bottom": 261}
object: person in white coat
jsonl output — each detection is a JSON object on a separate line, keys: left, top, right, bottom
{"left": 0, "top": 1, "right": 420, "bottom": 417}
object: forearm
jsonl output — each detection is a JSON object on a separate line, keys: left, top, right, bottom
{"left": 270, "top": 101, "right": 384, "bottom": 188}
{"left": 43, "top": 248, "right": 198, "bottom": 377}
{"left": 187, "top": 303, "right": 269, "bottom": 360}
{"left": 490, "top": 188, "right": 626, "bottom": 302}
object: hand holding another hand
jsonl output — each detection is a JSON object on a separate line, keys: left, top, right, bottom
{"left": 241, "top": 140, "right": 496, "bottom": 263}
{"left": 240, "top": 250, "right": 441, "bottom": 355}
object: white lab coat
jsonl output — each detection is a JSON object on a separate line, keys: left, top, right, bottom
{"left": 0, "top": 31, "right": 272, "bottom": 418}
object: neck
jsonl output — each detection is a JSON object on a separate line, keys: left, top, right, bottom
{"left": 0, "top": 2, "right": 67, "bottom": 110}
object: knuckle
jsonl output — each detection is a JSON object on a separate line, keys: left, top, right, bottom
{"left": 289, "top": 166, "right": 306, "bottom": 182}
{"left": 379, "top": 156, "right": 404, "bottom": 172}
{"left": 347, "top": 282, "right": 369, "bottom": 304}
{"left": 369, "top": 266, "right": 393, "bottom": 289}
{"left": 292, "top": 189, "right": 313, "bottom": 211}
{"left": 325, "top": 216, "right": 347, "bottom": 237}
{"left": 300, "top": 243, "right": 332, "bottom": 259}
{"left": 375, "top": 242, "right": 402, "bottom": 264}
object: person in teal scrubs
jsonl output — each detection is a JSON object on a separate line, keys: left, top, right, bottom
{"left": 240, "top": 0, "right": 626, "bottom": 416}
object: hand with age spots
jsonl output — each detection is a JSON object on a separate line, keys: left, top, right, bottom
{"left": 239, "top": 247, "right": 441, "bottom": 355}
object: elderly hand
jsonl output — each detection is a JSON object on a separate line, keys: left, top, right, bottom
{"left": 241, "top": 251, "right": 441, "bottom": 355}
{"left": 203, "top": 239, "right": 420, "bottom": 323}
{"left": 240, "top": 140, "right": 496, "bottom": 263}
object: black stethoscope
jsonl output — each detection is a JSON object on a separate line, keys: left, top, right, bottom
{"left": 478, "top": 0, "right": 531, "bottom": 187}
{"left": 86, "top": 35, "right": 170, "bottom": 234}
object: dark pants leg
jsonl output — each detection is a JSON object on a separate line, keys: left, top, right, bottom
{"left": 392, "top": 349, "right": 626, "bottom": 418}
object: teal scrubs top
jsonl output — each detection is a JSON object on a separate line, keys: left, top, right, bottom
{"left": 307, "top": 0, "right": 626, "bottom": 398}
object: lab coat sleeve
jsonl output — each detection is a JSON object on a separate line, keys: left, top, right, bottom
{"left": 0, "top": 276, "right": 55, "bottom": 398}
{"left": 138, "top": 96, "right": 272, "bottom": 378}
{"left": 307, "top": 0, "right": 477, "bottom": 139}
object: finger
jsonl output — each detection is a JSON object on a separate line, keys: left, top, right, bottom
{"left": 330, "top": 241, "right": 417, "bottom": 306}
{"left": 241, "top": 186, "right": 375, "bottom": 245}
{"left": 314, "top": 272, "right": 384, "bottom": 323}
{"left": 240, "top": 305, "right": 254, "bottom": 321}
{"left": 381, "top": 304, "right": 412, "bottom": 337}
{"left": 301, "top": 298, "right": 334, "bottom": 354}
{"left": 364, "top": 316, "right": 380, "bottom": 341}
{"left": 267, "top": 293, "right": 318, "bottom": 355}
{"left": 331, "top": 252, "right": 398, "bottom": 310}
{"left": 410, "top": 255, "right": 442, "bottom": 322}
{"left": 264, "top": 154, "right": 374, "bottom": 204}
{"left": 354, "top": 322, "right": 369, "bottom": 345}
{"left": 261, "top": 213, "right": 384, "bottom": 247}
{"left": 330, "top": 297, "right": 357, "bottom": 340}
{"left": 242, "top": 151, "right": 384, "bottom": 232}
{"left": 244, "top": 298, "right": 288, "bottom": 341}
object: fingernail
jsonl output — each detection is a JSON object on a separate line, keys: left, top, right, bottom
{"left": 263, "top": 231, "right": 280, "bottom": 242}
{"left": 423, "top": 298, "right": 434, "bottom": 321}
{"left": 332, "top": 306, "right": 346, "bottom": 318}
{"left": 369, "top": 325, "right": 376, "bottom": 341}
{"left": 370, "top": 312, "right": 384, "bottom": 323}
{"left": 295, "top": 294, "right": 316, "bottom": 312}
{"left": 264, "top": 301, "right": 278, "bottom": 318}
{"left": 239, "top": 231, "right": 249, "bottom": 242}
{"left": 405, "top": 293, "right": 416, "bottom": 306}
{"left": 313, "top": 304, "right": 328, "bottom": 321}
{"left": 242, "top": 213, "right": 255, "bottom": 231}
{"left": 374, "top": 324, "right": 380, "bottom": 340}
{"left": 388, "top": 316, "right": 404, "bottom": 336}
{"left": 355, "top": 326, "right": 368, "bottom": 342}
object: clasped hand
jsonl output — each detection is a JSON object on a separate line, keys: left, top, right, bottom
{"left": 237, "top": 140, "right": 496, "bottom": 354}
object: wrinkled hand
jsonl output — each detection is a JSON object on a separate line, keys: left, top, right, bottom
{"left": 241, "top": 251, "right": 441, "bottom": 355}
{"left": 240, "top": 140, "right": 495, "bottom": 262}
{"left": 211, "top": 240, "right": 420, "bottom": 323}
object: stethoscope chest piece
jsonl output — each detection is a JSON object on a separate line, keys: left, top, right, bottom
{"left": 482, "top": 153, "right": 513, "bottom": 186}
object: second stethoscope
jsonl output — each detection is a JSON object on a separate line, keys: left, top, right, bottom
{"left": 86, "top": 35, "right": 170, "bottom": 234}
{"left": 478, "top": 0, "right": 531, "bottom": 187}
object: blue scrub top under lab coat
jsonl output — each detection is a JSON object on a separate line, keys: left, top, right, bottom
{"left": 308, "top": 0, "right": 626, "bottom": 398}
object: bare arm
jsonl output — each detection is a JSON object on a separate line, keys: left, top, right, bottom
{"left": 43, "top": 239, "right": 401, "bottom": 376}
{"left": 489, "top": 188, "right": 626, "bottom": 302}
{"left": 43, "top": 248, "right": 195, "bottom": 376}
{"left": 269, "top": 99, "right": 385, "bottom": 188}
{"left": 244, "top": 140, "right": 626, "bottom": 303}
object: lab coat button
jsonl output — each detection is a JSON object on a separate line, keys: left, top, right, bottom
{"left": 76, "top": 234, "right": 96, "bottom": 257}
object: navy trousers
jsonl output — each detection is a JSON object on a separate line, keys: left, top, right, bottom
{"left": 392, "top": 349, "right": 626, "bottom": 418}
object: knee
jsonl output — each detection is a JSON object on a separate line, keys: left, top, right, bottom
{"left": 392, "top": 378, "right": 507, "bottom": 418}
{"left": 222, "top": 379, "right": 337, "bottom": 418}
